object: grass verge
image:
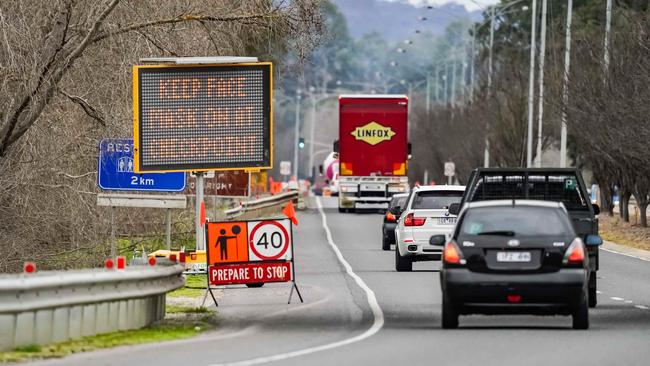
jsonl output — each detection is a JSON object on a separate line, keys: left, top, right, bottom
{"left": 1, "top": 306, "right": 216, "bottom": 363}
{"left": 600, "top": 215, "right": 650, "bottom": 251}
{"left": 168, "top": 274, "right": 207, "bottom": 299}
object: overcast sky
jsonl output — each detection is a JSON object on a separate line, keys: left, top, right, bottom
{"left": 382, "top": 0, "right": 499, "bottom": 11}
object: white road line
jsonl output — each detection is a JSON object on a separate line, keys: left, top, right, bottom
{"left": 596, "top": 290, "right": 603, "bottom": 294}
{"left": 602, "top": 248, "right": 650, "bottom": 262}
{"left": 625, "top": 300, "right": 633, "bottom": 304}
{"left": 208, "top": 197, "right": 384, "bottom": 366}
{"left": 610, "top": 297, "right": 624, "bottom": 301}
{"left": 634, "top": 305, "right": 649, "bottom": 310}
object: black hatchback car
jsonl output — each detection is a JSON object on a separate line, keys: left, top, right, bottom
{"left": 382, "top": 193, "right": 409, "bottom": 250}
{"left": 439, "top": 200, "right": 602, "bottom": 329}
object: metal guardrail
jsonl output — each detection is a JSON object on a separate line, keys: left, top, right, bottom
{"left": 0, "top": 265, "right": 184, "bottom": 351}
{"left": 225, "top": 191, "right": 300, "bottom": 219}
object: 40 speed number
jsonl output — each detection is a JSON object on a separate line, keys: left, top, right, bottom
{"left": 248, "top": 219, "right": 292, "bottom": 261}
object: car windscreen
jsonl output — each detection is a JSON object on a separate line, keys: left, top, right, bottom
{"left": 389, "top": 196, "right": 407, "bottom": 209}
{"left": 468, "top": 173, "right": 589, "bottom": 211}
{"left": 411, "top": 191, "right": 463, "bottom": 210}
{"left": 459, "top": 206, "right": 574, "bottom": 237}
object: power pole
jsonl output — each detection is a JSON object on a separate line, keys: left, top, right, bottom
{"left": 535, "top": 0, "right": 548, "bottom": 168}
{"left": 560, "top": 0, "right": 573, "bottom": 168}
{"left": 526, "top": 0, "right": 537, "bottom": 168}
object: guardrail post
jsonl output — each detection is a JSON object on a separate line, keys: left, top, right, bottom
{"left": 0, "top": 314, "right": 15, "bottom": 350}
{"left": 69, "top": 305, "right": 83, "bottom": 339}
{"left": 81, "top": 304, "right": 96, "bottom": 336}
{"left": 14, "top": 312, "right": 36, "bottom": 347}
{"left": 35, "top": 309, "right": 54, "bottom": 345}
{"left": 51, "top": 308, "right": 70, "bottom": 343}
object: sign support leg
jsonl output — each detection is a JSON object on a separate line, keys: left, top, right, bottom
{"left": 202, "top": 286, "right": 219, "bottom": 308}
{"left": 195, "top": 172, "right": 205, "bottom": 250}
{"left": 165, "top": 208, "right": 172, "bottom": 250}
{"left": 288, "top": 281, "right": 304, "bottom": 304}
{"left": 110, "top": 206, "right": 116, "bottom": 258}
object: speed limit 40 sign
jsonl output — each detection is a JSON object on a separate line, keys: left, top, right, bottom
{"left": 248, "top": 220, "right": 292, "bottom": 261}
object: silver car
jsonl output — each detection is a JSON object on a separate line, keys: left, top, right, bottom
{"left": 394, "top": 185, "right": 465, "bottom": 271}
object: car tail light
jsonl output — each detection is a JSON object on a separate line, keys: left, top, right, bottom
{"left": 563, "top": 238, "right": 586, "bottom": 265}
{"left": 443, "top": 241, "right": 464, "bottom": 264}
{"left": 386, "top": 212, "right": 396, "bottom": 221}
{"left": 404, "top": 213, "right": 426, "bottom": 226}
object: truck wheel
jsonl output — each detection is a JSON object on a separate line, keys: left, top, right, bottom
{"left": 588, "top": 273, "right": 597, "bottom": 308}
{"left": 382, "top": 233, "right": 391, "bottom": 251}
{"left": 441, "top": 293, "right": 459, "bottom": 329}
{"left": 572, "top": 290, "right": 589, "bottom": 330}
{"left": 395, "top": 247, "right": 412, "bottom": 271}
{"left": 338, "top": 207, "right": 345, "bottom": 213}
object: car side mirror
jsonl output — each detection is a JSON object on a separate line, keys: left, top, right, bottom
{"left": 592, "top": 204, "right": 600, "bottom": 215}
{"left": 448, "top": 203, "right": 460, "bottom": 216}
{"left": 390, "top": 206, "right": 401, "bottom": 216}
{"left": 585, "top": 234, "right": 603, "bottom": 247}
{"left": 429, "top": 234, "right": 446, "bottom": 246}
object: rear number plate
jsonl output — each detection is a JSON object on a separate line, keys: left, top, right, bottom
{"left": 437, "top": 217, "right": 456, "bottom": 225}
{"left": 496, "top": 251, "right": 531, "bottom": 262}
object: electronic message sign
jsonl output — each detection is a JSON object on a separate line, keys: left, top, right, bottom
{"left": 133, "top": 63, "right": 272, "bottom": 173}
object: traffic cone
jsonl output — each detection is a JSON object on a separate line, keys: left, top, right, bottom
{"left": 283, "top": 201, "right": 299, "bottom": 226}
{"left": 200, "top": 201, "right": 206, "bottom": 227}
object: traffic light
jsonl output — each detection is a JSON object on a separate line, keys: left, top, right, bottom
{"left": 298, "top": 137, "right": 305, "bottom": 149}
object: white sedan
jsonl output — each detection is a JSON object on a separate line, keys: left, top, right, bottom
{"left": 394, "top": 185, "right": 465, "bottom": 271}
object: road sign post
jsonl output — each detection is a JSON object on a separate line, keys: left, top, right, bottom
{"left": 204, "top": 218, "right": 302, "bottom": 306}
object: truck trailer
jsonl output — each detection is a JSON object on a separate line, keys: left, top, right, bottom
{"left": 336, "top": 95, "right": 410, "bottom": 212}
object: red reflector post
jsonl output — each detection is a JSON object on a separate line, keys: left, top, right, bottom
{"left": 148, "top": 257, "right": 157, "bottom": 266}
{"left": 23, "top": 262, "right": 36, "bottom": 274}
{"left": 179, "top": 252, "right": 186, "bottom": 263}
{"left": 105, "top": 258, "right": 115, "bottom": 269}
{"left": 116, "top": 256, "right": 126, "bottom": 269}
{"left": 507, "top": 295, "right": 522, "bottom": 303}
{"left": 169, "top": 254, "right": 177, "bottom": 262}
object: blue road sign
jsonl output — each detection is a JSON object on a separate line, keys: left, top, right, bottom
{"left": 98, "top": 138, "right": 186, "bottom": 192}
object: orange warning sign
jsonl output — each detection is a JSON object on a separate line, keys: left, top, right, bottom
{"left": 206, "top": 221, "right": 248, "bottom": 264}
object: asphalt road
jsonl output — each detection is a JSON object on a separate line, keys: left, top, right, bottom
{"left": 27, "top": 197, "right": 650, "bottom": 366}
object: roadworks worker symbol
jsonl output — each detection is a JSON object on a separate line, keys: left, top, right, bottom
{"left": 351, "top": 121, "right": 396, "bottom": 145}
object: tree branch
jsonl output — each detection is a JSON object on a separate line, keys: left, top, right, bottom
{"left": 59, "top": 90, "right": 106, "bottom": 126}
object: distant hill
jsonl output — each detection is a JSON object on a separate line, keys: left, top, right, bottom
{"left": 332, "top": 0, "right": 482, "bottom": 41}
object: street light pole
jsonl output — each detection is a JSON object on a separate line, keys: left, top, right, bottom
{"left": 560, "top": 0, "right": 573, "bottom": 168}
{"left": 292, "top": 90, "right": 301, "bottom": 177}
{"left": 535, "top": 0, "right": 548, "bottom": 168}
{"left": 307, "top": 89, "right": 316, "bottom": 181}
{"left": 451, "top": 61, "right": 457, "bottom": 107}
{"left": 526, "top": 0, "right": 537, "bottom": 168}
{"left": 484, "top": 6, "right": 495, "bottom": 168}
{"left": 470, "top": 24, "right": 476, "bottom": 103}
{"left": 426, "top": 71, "right": 431, "bottom": 114}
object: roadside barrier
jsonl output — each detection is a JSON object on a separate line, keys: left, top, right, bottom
{"left": 0, "top": 264, "right": 184, "bottom": 351}
{"left": 225, "top": 191, "right": 300, "bottom": 219}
